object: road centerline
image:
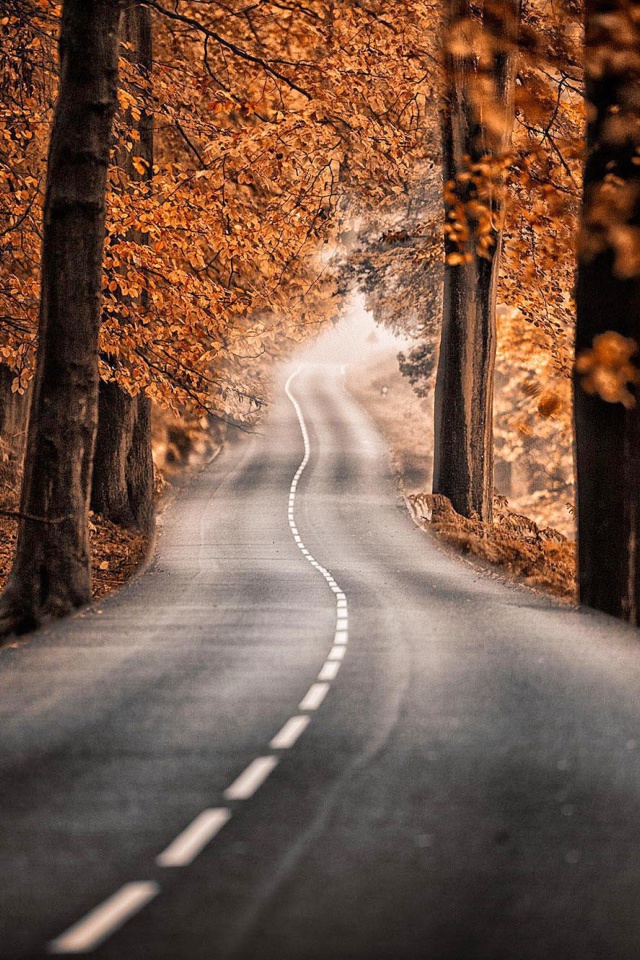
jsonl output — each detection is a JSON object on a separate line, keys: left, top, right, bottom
{"left": 156, "top": 809, "right": 231, "bottom": 868}
{"left": 224, "top": 757, "right": 279, "bottom": 801}
{"left": 270, "top": 715, "right": 311, "bottom": 749}
{"left": 48, "top": 883, "right": 160, "bottom": 955}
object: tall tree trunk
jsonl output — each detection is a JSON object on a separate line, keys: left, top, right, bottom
{"left": 92, "top": 2, "right": 154, "bottom": 535}
{"left": 91, "top": 380, "right": 154, "bottom": 531}
{"left": 0, "top": 0, "right": 121, "bottom": 636}
{"left": 433, "top": 0, "right": 520, "bottom": 521}
{"left": 574, "top": 0, "right": 640, "bottom": 622}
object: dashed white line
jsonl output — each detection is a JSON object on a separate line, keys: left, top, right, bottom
{"left": 318, "top": 661, "right": 341, "bottom": 681}
{"left": 299, "top": 681, "right": 330, "bottom": 711}
{"left": 156, "top": 809, "right": 231, "bottom": 867}
{"left": 328, "top": 645, "right": 346, "bottom": 660}
{"left": 224, "top": 756, "right": 279, "bottom": 801}
{"left": 270, "top": 715, "right": 311, "bottom": 749}
{"left": 48, "top": 368, "right": 351, "bottom": 956}
{"left": 48, "top": 882, "right": 160, "bottom": 954}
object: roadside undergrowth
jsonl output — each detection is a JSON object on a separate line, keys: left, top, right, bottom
{"left": 348, "top": 349, "right": 577, "bottom": 603}
{"left": 408, "top": 492, "right": 576, "bottom": 601}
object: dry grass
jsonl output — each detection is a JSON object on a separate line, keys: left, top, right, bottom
{"left": 408, "top": 493, "right": 576, "bottom": 601}
{"left": 348, "top": 349, "right": 578, "bottom": 603}
{"left": 89, "top": 515, "right": 149, "bottom": 599}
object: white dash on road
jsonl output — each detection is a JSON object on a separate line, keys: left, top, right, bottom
{"left": 285, "top": 370, "right": 352, "bottom": 723}
{"left": 270, "top": 715, "right": 311, "bottom": 749}
{"left": 328, "top": 645, "right": 346, "bottom": 661}
{"left": 299, "top": 682, "right": 330, "bottom": 711}
{"left": 48, "top": 882, "right": 160, "bottom": 954}
{"left": 224, "top": 756, "right": 279, "bottom": 800}
{"left": 156, "top": 809, "right": 231, "bottom": 867}
{"left": 318, "top": 661, "right": 341, "bottom": 681}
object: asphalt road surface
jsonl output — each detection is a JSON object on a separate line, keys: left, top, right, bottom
{"left": 3, "top": 363, "right": 640, "bottom": 960}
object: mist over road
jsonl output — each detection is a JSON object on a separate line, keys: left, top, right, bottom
{"left": 2, "top": 362, "right": 640, "bottom": 959}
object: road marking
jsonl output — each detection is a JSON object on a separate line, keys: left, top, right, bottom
{"left": 43, "top": 367, "right": 351, "bottom": 957}
{"left": 318, "top": 661, "right": 341, "bottom": 681}
{"left": 224, "top": 757, "right": 279, "bottom": 801}
{"left": 156, "top": 809, "right": 231, "bottom": 867}
{"left": 299, "top": 682, "right": 330, "bottom": 711}
{"left": 48, "top": 882, "right": 160, "bottom": 954}
{"left": 328, "top": 645, "right": 346, "bottom": 661}
{"left": 270, "top": 715, "right": 311, "bottom": 749}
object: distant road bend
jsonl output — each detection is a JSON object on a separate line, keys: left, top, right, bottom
{"left": 4, "top": 363, "right": 640, "bottom": 959}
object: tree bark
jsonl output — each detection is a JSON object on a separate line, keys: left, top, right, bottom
{"left": 0, "top": 365, "right": 30, "bottom": 467}
{"left": 91, "top": 2, "right": 155, "bottom": 535}
{"left": 0, "top": 0, "right": 121, "bottom": 635}
{"left": 91, "top": 380, "right": 154, "bottom": 531}
{"left": 433, "top": 0, "right": 519, "bottom": 521}
{"left": 574, "top": 0, "right": 640, "bottom": 622}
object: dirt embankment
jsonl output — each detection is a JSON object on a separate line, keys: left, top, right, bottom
{"left": 347, "top": 350, "right": 577, "bottom": 603}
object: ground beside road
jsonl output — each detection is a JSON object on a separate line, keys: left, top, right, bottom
{"left": 347, "top": 349, "right": 577, "bottom": 601}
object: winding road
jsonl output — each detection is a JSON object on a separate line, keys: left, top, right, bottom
{"left": 3, "top": 363, "right": 640, "bottom": 959}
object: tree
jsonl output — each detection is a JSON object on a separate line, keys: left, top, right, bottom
{"left": 574, "top": 0, "right": 640, "bottom": 622}
{"left": 432, "top": 0, "right": 521, "bottom": 522}
{"left": 91, "top": 2, "right": 154, "bottom": 535}
{"left": 0, "top": 0, "right": 122, "bottom": 634}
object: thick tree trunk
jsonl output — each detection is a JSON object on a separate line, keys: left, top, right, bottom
{"left": 92, "top": 2, "right": 154, "bottom": 535}
{"left": 91, "top": 381, "right": 154, "bottom": 531}
{"left": 574, "top": 0, "right": 640, "bottom": 622}
{"left": 0, "top": 0, "right": 121, "bottom": 635}
{"left": 433, "top": 211, "right": 498, "bottom": 519}
{"left": 433, "top": 0, "right": 519, "bottom": 521}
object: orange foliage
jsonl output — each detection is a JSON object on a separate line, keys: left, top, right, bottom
{"left": 576, "top": 331, "right": 640, "bottom": 408}
{"left": 0, "top": 1, "right": 434, "bottom": 423}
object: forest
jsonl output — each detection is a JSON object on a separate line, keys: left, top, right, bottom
{"left": 7, "top": 2, "right": 640, "bottom": 957}
{"left": 0, "top": 0, "right": 638, "bottom": 631}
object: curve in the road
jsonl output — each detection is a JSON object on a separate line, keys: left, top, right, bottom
{"left": 47, "top": 365, "right": 348, "bottom": 955}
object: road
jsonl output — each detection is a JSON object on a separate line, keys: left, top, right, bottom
{"left": 3, "top": 362, "right": 640, "bottom": 959}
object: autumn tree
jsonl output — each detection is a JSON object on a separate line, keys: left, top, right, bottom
{"left": 0, "top": 0, "right": 121, "bottom": 633}
{"left": 574, "top": 0, "right": 640, "bottom": 622}
{"left": 0, "top": 0, "right": 435, "bottom": 635}
{"left": 91, "top": 2, "right": 154, "bottom": 535}
{"left": 432, "top": 0, "right": 521, "bottom": 522}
